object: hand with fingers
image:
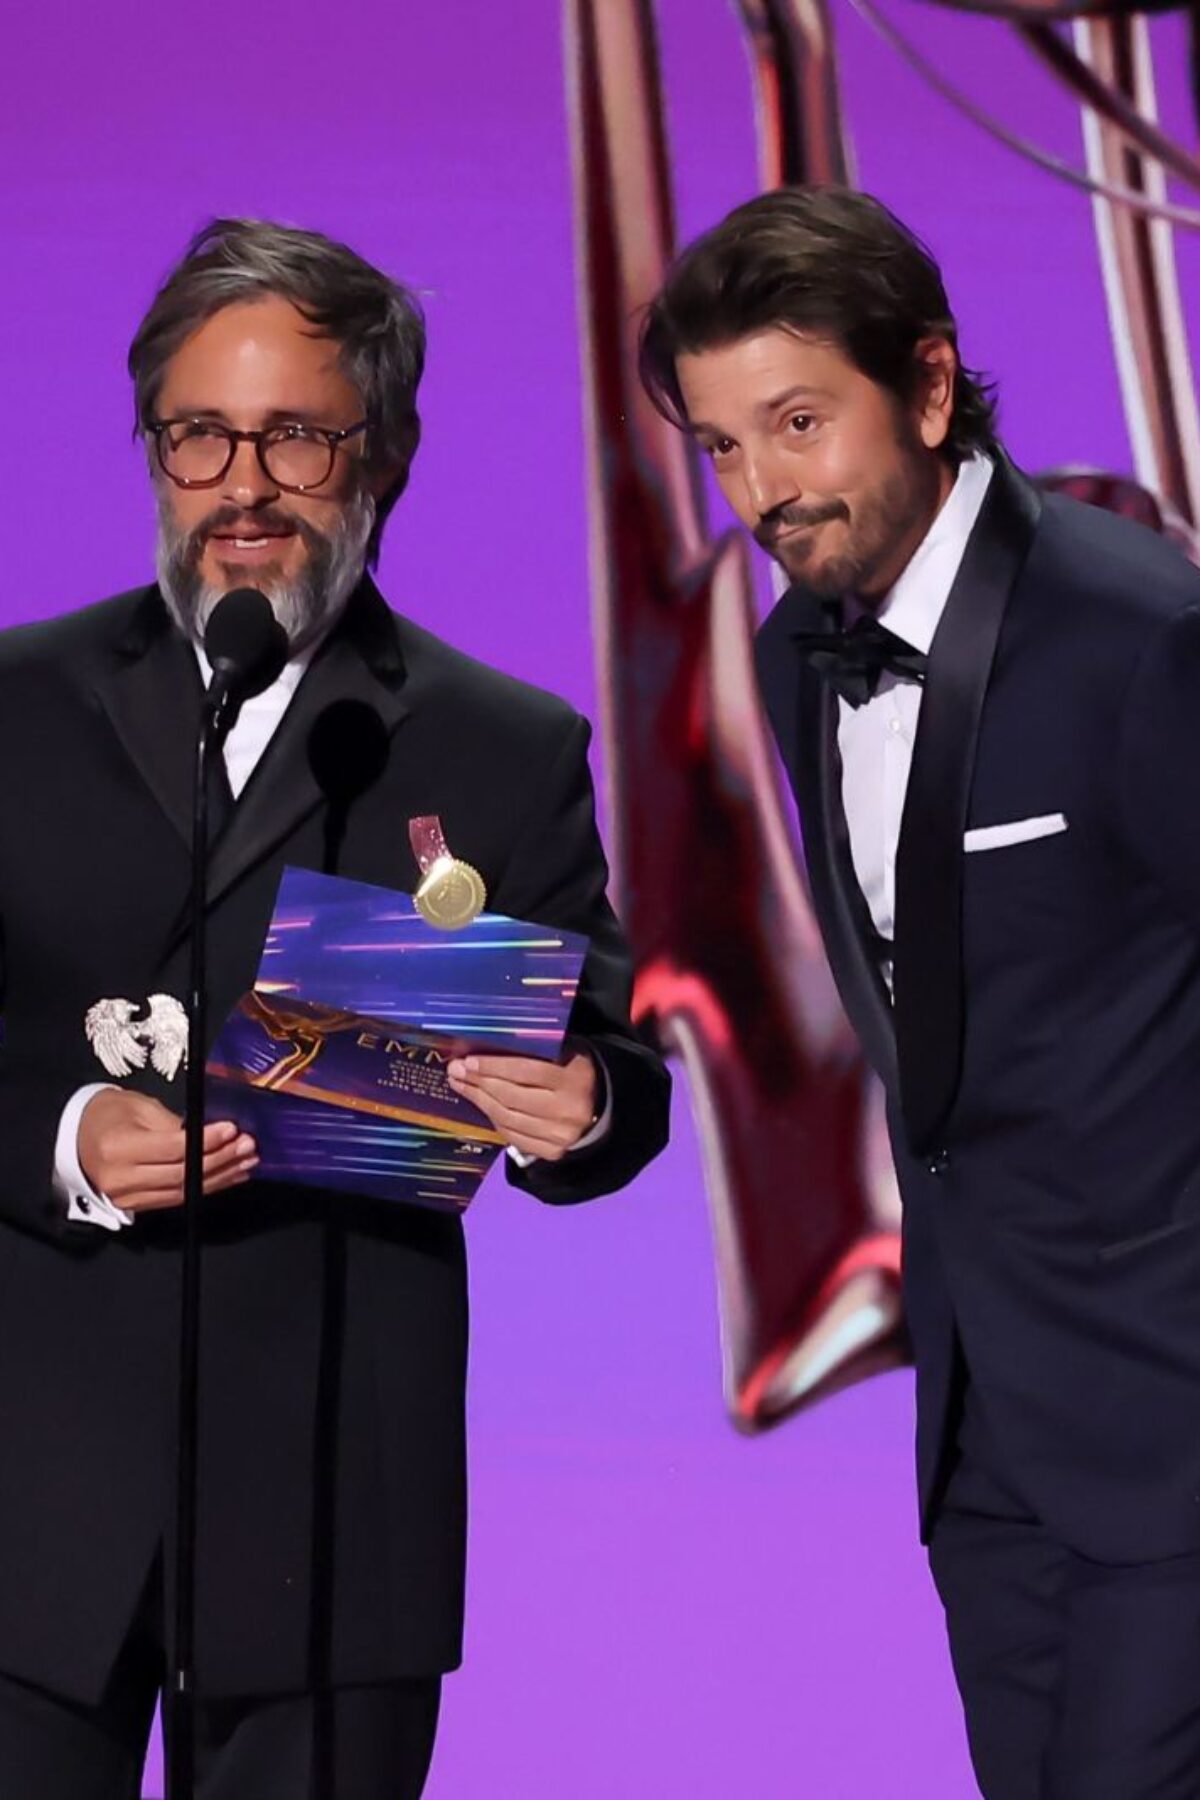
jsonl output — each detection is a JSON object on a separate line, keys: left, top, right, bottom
{"left": 77, "top": 1088, "right": 259, "bottom": 1214}
{"left": 446, "top": 1048, "right": 599, "bottom": 1163}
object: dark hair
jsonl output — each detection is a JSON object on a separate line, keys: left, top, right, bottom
{"left": 128, "top": 217, "right": 426, "bottom": 560}
{"left": 640, "top": 187, "right": 998, "bottom": 463}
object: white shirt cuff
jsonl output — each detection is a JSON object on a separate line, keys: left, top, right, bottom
{"left": 505, "top": 1054, "right": 613, "bottom": 1170}
{"left": 53, "top": 1084, "right": 134, "bottom": 1231}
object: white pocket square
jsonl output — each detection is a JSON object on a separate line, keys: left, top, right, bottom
{"left": 963, "top": 813, "right": 1068, "bottom": 853}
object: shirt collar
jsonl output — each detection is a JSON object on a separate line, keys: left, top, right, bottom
{"left": 193, "top": 638, "right": 316, "bottom": 700}
{"left": 873, "top": 451, "right": 994, "bottom": 655}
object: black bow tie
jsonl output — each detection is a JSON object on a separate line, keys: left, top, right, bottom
{"left": 793, "top": 614, "right": 928, "bottom": 708}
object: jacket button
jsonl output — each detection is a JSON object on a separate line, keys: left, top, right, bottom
{"left": 927, "top": 1150, "right": 949, "bottom": 1177}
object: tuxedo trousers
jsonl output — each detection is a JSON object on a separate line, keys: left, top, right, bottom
{"left": 0, "top": 1557, "right": 441, "bottom": 1800}
{"left": 928, "top": 1400, "right": 1200, "bottom": 1799}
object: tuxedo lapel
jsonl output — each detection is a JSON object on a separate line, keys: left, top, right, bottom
{"left": 92, "top": 588, "right": 205, "bottom": 852}
{"left": 893, "top": 455, "right": 1042, "bottom": 1153}
{"left": 771, "top": 588, "right": 897, "bottom": 1091}
{"left": 95, "top": 584, "right": 411, "bottom": 917}
{"left": 201, "top": 582, "right": 409, "bottom": 916}
{"left": 95, "top": 582, "right": 411, "bottom": 963}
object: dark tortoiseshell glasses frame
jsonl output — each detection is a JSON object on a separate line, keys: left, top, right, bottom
{"left": 148, "top": 418, "right": 369, "bottom": 493}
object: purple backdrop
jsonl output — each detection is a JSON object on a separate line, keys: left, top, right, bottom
{"left": 2, "top": 4, "right": 1194, "bottom": 1794}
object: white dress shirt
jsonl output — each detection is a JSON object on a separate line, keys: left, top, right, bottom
{"left": 57, "top": 643, "right": 610, "bottom": 1228}
{"left": 837, "top": 454, "right": 994, "bottom": 958}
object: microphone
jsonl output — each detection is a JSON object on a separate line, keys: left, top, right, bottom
{"left": 202, "top": 587, "right": 289, "bottom": 735}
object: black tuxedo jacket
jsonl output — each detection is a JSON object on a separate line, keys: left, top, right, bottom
{"left": 0, "top": 580, "right": 669, "bottom": 1704}
{"left": 757, "top": 456, "right": 1200, "bottom": 1564}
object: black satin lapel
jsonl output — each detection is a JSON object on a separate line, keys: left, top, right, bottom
{"left": 791, "top": 674, "right": 898, "bottom": 1092}
{"left": 203, "top": 629, "right": 409, "bottom": 915}
{"left": 154, "top": 583, "right": 410, "bottom": 962}
{"left": 92, "top": 591, "right": 204, "bottom": 850}
{"left": 893, "top": 457, "right": 1042, "bottom": 1152}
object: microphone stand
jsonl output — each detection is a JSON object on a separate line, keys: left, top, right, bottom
{"left": 169, "top": 692, "right": 232, "bottom": 1800}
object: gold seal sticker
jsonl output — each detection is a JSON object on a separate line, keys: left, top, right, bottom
{"left": 415, "top": 855, "right": 488, "bottom": 930}
{"left": 409, "top": 818, "right": 488, "bottom": 930}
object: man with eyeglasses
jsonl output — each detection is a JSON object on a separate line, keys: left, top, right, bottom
{"left": 0, "top": 219, "right": 669, "bottom": 1798}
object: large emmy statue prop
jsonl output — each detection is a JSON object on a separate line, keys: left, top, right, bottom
{"left": 565, "top": 0, "right": 1198, "bottom": 1431}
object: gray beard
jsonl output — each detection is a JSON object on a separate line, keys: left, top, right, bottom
{"left": 155, "top": 488, "right": 376, "bottom": 655}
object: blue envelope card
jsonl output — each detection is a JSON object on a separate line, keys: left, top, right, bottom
{"left": 206, "top": 865, "right": 588, "bottom": 1211}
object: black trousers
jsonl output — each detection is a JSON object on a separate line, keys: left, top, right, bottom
{"left": 0, "top": 1560, "right": 441, "bottom": 1800}
{"left": 929, "top": 1423, "right": 1200, "bottom": 1799}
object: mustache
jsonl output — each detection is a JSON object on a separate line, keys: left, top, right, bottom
{"left": 753, "top": 500, "right": 848, "bottom": 550}
{"left": 179, "top": 504, "right": 325, "bottom": 562}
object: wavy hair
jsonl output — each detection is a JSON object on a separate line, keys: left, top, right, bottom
{"left": 640, "top": 187, "right": 998, "bottom": 462}
{"left": 129, "top": 218, "right": 426, "bottom": 562}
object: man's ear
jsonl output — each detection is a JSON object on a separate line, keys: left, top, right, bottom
{"left": 913, "top": 336, "right": 957, "bottom": 453}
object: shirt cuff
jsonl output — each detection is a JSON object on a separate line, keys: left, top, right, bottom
{"left": 505, "top": 1053, "right": 612, "bottom": 1170}
{"left": 53, "top": 1084, "right": 134, "bottom": 1231}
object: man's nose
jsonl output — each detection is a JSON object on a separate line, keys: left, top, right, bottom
{"left": 221, "top": 438, "right": 279, "bottom": 508}
{"left": 742, "top": 448, "right": 795, "bottom": 520}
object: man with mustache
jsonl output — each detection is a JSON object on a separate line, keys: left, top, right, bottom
{"left": 0, "top": 218, "right": 669, "bottom": 1798}
{"left": 642, "top": 186, "right": 1200, "bottom": 1798}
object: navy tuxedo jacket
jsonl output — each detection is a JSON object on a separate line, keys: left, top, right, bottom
{"left": 0, "top": 580, "right": 669, "bottom": 1704}
{"left": 757, "top": 456, "right": 1200, "bottom": 1564}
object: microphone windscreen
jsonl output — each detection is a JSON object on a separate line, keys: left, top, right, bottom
{"left": 204, "top": 588, "right": 289, "bottom": 700}
{"left": 308, "top": 700, "right": 391, "bottom": 807}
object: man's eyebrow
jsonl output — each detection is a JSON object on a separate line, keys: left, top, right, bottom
{"left": 155, "top": 405, "right": 230, "bottom": 422}
{"left": 258, "top": 406, "right": 348, "bottom": 427}
{"left": 684, "top": 385, "right": 837, "bottom": 436}
{"left": 155, "top": 405, "right": 341, "bottom": 426}
{"left": 755, "top": 384, "right": 836, "bottom": 416}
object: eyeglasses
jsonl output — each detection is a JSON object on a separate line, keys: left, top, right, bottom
{"left": 148, "top": 417, "right": 369, "bottom": 493}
